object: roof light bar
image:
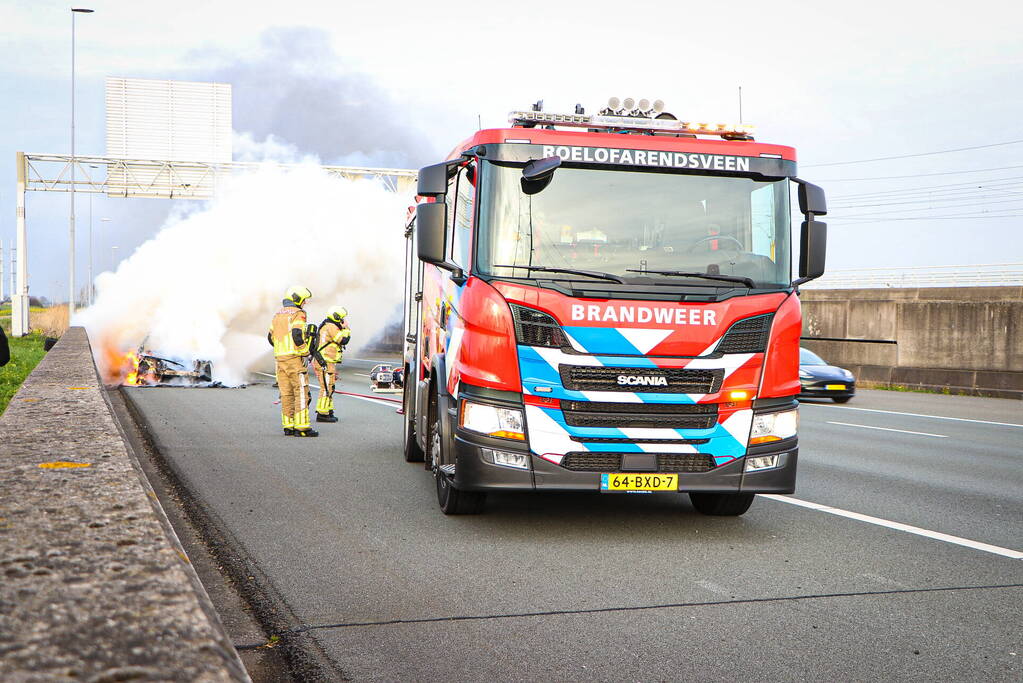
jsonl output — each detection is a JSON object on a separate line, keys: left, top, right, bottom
{"left": 508, "top": 109, "right": 755, "bottom": 139}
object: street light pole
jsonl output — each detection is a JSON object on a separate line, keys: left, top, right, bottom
{"left": 69, "top": 7, "right": 93, "bottom": 315}
{"left": 88, "top": 193, "right": 93, "bottom": 305}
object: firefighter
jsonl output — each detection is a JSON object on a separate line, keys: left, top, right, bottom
{"left": 312, "top": 306, "right": 351, "bottom": 423}
{"left": 268, "top": 286, "right": 318, "bottom": 437}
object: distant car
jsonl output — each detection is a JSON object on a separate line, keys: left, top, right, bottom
{"left": 369, "top": 363, "right": 396, "bottom": 391}
{"left": 798, "top": 347, "right": 855, "bottom": 403}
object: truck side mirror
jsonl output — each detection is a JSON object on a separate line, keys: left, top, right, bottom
{"left": 521, "top": 156, "right": 561, "bottom": 195}
{"left": 797, "top": 181, "right": 827, "bottom": 217}
{"left": 417, "top": 162, "right": 451, "bottom": 198}
{"left": 416, "top": 202, "right": 447, "bottom": 266}
{"left": 795, "top": 219, "right": 827, "bottom": 284}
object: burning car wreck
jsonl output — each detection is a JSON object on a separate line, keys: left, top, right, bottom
{"left": 136, "top": 352, "right": 213, "bottom": 385}
{"left": 120, "top": 338, "right": 215, "bottom": 386}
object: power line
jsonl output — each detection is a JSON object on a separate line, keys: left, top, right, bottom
{"left": 832, "top": 211, "right": 1023, "bottom": 221}
{"left": 829, "top": 216, "right": 1023, "bottom": 226}
{"left": 803, "top": 139, "right": 1023, "bottom": 168}
{"left": 833, "top": 194, "right": 1023, "bottom": 211}
{"left": 816, "top": 164, "right": 1023, "bottom": 182}
{"left": 833, "top": 198, "right": 1023, "bottom": 218}
{"left": 829, "top": 176, "right": 1023, "bottom": 201}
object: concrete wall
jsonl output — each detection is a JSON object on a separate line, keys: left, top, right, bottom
{"left": 800, "top": 286, "right": 1023, "bottom": 398}
{"left": 0, "top": 328, "right": 250, "bottom": 681}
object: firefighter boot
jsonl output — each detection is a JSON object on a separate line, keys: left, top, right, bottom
{"left": 316, "top": 412, "right": 338, "bottom": 423}
{"left": 294, "top": 428, "right": 320, "bottom": 437}
{"left": 283, "top": 428, "right": 296, "bottom": 436}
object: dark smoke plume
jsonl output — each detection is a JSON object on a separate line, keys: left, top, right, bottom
{"left": 202, "top": 27, "right": 438, "bottom": 168}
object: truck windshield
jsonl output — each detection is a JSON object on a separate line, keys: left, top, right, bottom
{"left": 475, "top": 161, "right": 791, "bottom": 288}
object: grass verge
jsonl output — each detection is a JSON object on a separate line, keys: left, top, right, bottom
{"left": 1, "top": 333, "right": 47, "bottom": 416}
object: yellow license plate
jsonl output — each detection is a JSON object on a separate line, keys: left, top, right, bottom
{"left": 600, "top": 473, "right": 678, "bottom": 491}
{"left": 826, "top": 384, "right": 847, "bottom": 391}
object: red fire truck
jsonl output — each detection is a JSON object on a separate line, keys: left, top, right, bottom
{"left": 401, "top": 99, "right": 827, "bottom": 515}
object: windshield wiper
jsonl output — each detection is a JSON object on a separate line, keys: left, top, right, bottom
{"left": 492, "top": 265, "right": 626, "bottom": 284}
{"left": 625, "top": 269, "right": 755, "bottom": 288}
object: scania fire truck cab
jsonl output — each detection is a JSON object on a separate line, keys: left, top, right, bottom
{"left": 402, "top": 100, "right": 827, "bottom": 515}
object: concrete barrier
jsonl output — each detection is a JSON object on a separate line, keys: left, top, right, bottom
{"left": 801, "top": 286, "right": 1023, "bottom": 398}
{"left": 0, "top": 327, "right": 250, "bottom": 681}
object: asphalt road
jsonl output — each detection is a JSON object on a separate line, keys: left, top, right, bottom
{"left": 125, "top": 367, "right": 1023, "bottom": 681}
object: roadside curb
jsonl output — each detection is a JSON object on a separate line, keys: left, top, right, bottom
{"left": 0, "top": 327, "right": 250, "bottom": 681}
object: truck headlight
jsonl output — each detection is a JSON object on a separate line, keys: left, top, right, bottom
{"left": 749, "top": 408, "right": 798, "bottom": 445}
{"left": 459, "top": 400, "right": 525, "bottom": 440}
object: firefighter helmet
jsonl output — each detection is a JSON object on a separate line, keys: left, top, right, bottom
{"left": 285, "top": 285, "right": 312, "bottom": 306}
{"left": 327, "top": 306, "right": 348, "bottom": 323}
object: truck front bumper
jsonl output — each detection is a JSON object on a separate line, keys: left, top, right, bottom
{"left": 452, "top": 433, "right": 797, "bottom": 495}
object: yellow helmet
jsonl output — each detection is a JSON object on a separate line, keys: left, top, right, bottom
{"left": 327, "top": 306, "right": 348, "bottom": 323}
{"left": 285, "top": 285, "right": 312, "bottom": 306}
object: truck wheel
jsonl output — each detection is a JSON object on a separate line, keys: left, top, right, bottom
{"left": 429, "top": 390, "right": 485, "bottom": 514}
{"left": 832, "top": 396, "right": 851, "bottom": 404}
{"left": 402, "top": 382, "right": 424, "bottom": 463}
{"left": 689, "top": 492, "right": 755, "bottom": 516}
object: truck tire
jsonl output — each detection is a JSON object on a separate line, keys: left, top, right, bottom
{"left": 402, "top": 381, "right": 424, "bottom": 463}
{"left": 429, "top": 389, "right": 485, "bottom": 515}
{"left": 689, "top": 492, "right": 755, "bottom": 516}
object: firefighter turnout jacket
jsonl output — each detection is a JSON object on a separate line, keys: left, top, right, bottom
{"left": 269, "top": 302, "right": 311, "bottom": 359}
{"left": 316, "top": 319, "right": 351, "bottom": 364}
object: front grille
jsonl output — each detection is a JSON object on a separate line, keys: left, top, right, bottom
{"left": 560, "top": 452, "right": 715, "bottom": 473}
{"left": 716, "top": 314, "right": 774, "bottom": 354}
{"left": 510, "top": 304, "right": 568, "bottom": 348}
{"left": 560, "top": 365, "right": 723, "bottom": 394}
{"left": 561, "top": 401, "right": 718, "bottom": 429}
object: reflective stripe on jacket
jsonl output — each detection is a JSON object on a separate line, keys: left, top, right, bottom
{"left": 270, "top": 305, "right": 309, "bottom": 358}
{"left": 317, "top": 320, "right": 350, "bottom": 364}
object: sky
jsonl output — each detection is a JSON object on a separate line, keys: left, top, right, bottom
{"left": 1, "top": 0, "right": 1021, "bottom": 302}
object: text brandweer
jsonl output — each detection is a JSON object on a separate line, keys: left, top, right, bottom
{"left": 571, "top": 304, "right": 717, "bottom": 326}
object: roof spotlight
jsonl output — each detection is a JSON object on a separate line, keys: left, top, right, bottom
{"left": 607, "top": 96, "right": 621, "bottom": 111}
{"left": 652, "top": 99, "right": 665, "bottom": 114}
{"left": 637, "top": 98, "right": 651, "bottom": 112}
{"left": 622, "top": 97, "right": 636, "bottom": 112}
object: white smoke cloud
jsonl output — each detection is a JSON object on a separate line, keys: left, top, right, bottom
{"left": 76, "top": 155, "right": 412, "bottom": 386}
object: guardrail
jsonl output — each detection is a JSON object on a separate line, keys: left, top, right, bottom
{"left": 802, "top": 263, "right": 1023, "bottom": 289}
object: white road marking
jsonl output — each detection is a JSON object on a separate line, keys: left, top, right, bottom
{"left": 826, "top": 421, "right": 948, "bottom": 438}
{"left": 763, "top": 495, "right": 1023, "bottom": 560}
{"left": 354, "top": 373, "right": 372, "bottom": 378}
{"left": 802, "top": 403, "right": 1023, "bottom": 429}
{"left": 343, "top": 393, "right": 400, "bottom": 408}
{"left": 254, "top": 370, "right": 320, "bottom": 390}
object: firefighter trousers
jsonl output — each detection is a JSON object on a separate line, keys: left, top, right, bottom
{"left": 314, "top": 360, "right": 336, "bottom": 415}
{"left": 275, "top": 355, "right": 311, "bottom": 430}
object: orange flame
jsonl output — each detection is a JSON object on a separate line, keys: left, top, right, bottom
{"left": 99, "top": 343, "right": 151, "bottom": 386}
{"left": 124, "top": 348, "right": 142, "bottom": 386}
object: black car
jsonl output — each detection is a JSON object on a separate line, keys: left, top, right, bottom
{"left": 798, "top": 347, "right": 855, "bottom": 403}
